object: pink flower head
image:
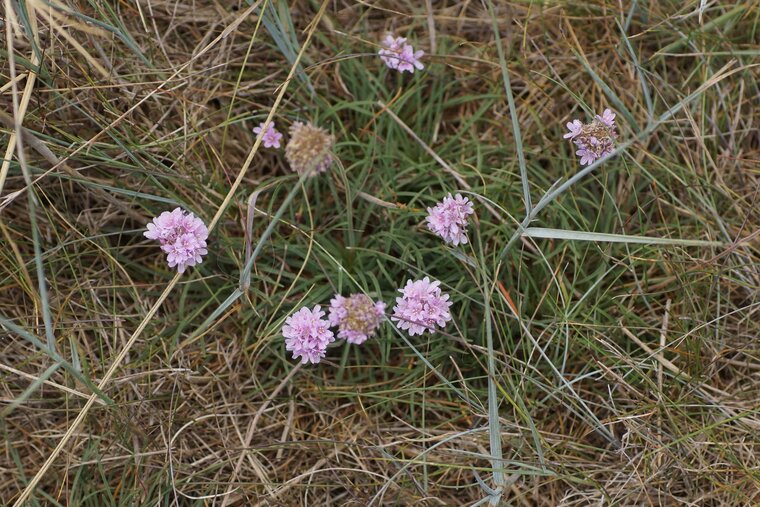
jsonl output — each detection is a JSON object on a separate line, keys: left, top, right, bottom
{"left": 563, "top": 108, "right": 618, "bottom": 166}
{"left": 253, "top": 121, "right": 283, "bottom": 149}
{"left": 282, "top": 305, "right": 335, "bottom": 364}
{"left": 378, "top": 35, "right": 424, "bottom": 73}
{"left": 391, "top": 277, "right": 452, "bottom": 336}
{"left": 144, "top": 208, "right": 209, "bottom": 273}
{"left": 425, "top": 193, "right": 475, "bottom": 246}
{"left": 328, "top": 293, "right": 386, "bottom": 345}
{"left": 378, "top": 35, "right": 406, "bottom": 68}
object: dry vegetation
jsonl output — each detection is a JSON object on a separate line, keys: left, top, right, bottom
{"left": 1, "top": 0, "right": 759, "bottom": 505}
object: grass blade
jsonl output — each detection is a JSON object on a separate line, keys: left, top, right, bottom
{"left": 523, "top": 227, "right": 722, "bottom": 247}
{"left": 251, "top": 0, "right": 313, "bottom": 94}
{"left": 484, "top": 0, "right": 531, "bottom": 215}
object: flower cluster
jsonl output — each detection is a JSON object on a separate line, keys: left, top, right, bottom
{"left": 144, "top": 207, "right": 209, "bottom": 273}
{"left": 282, "top": 306, "right": 335, "bottom": 364}
{"left": 282, "top": 278, "right": 453, "bottom": 364}
{"left": 391, "top": 277, "right": 452, "bottom": 336}
{"left": 253, "top": 121, "right": 283, "bottom": 149}
{"left": 285, "top": 121, "right": 335, "bottom": 175}
{"left": 378, "top": 35, "right": 424, "bottom": 73}
{"left": 328, "top": 294, "right": 386, "bottom": 344}
{"left": 425, "top": 193, "right": 475, "bottom": 246}
{"left": 137, "top": 28, "right": 629, "bottom": 375}
{"left": 564, "top": 108, "right": 618, "bottom": 166}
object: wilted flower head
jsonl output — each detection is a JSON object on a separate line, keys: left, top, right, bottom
{"left": 253, "top": 121, "right": 283, "bottom": 149}
{"left": 328, "top": 294, "right": 386, "bottom": 345}
{"left": 282, "top": 305, "right": 335, "bottom": 364}
{"left": 144, "top": 207, "right": 208, "bottom": 273}
{"left": 425, "top": 193, "right": 475, "bottom": 246}
{"left": 564, "top": 108, "right": 618, "bottom": 166}
{"left": 285, "top": 122, "right": 334, "bottom": 175}
{"left": 391, "top": 277, "right": 452, "bottom": 336}
{"left": 378, "top": 34, "right": 424, "bottom": 73}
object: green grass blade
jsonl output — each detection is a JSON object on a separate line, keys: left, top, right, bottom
{"left": 250, "top": 0, "right": 313, "bottom": 93}
{"left": 485, "top": 0, "right": 531, "bottom": 215}
{"left": 523, "top": 227, "right": 722, "bottom": 247}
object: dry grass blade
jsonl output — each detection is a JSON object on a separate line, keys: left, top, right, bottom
{"left": 0, "top": 3, "right": 40, "bottom": 195}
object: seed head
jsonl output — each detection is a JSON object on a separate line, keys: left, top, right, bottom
{"left": 328, "top": 294, "right": 386, "bottom": 345}
{"left": 285, "top": 122, "right": 334, "bottom": 176}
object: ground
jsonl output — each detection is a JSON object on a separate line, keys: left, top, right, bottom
{"left": 1, "top": 1, "right": 759, "bottom": 505}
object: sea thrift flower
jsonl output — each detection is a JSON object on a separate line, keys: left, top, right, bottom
{"left": 378, "top": 34, "right": 424, "bottom": 73}
{"left": 425, "top": 193, "right": 475, "bottom": 246}
{"left": 144, "top": 207, "right": 208, "bottom": 273}
{"left": 564, "top": 108, "right": 618, "bottom": 166}
{"left": 328, "top": 294, "right": 386, "bottom": 345}
{"left": 285, "top": 121, "right": 334, "bottom": 175}
{"left": 378, "top": 35, "right": 405, "bottom": 68}
{"left": 253, "top": 121, "right": 283, "bottom": 148}
{"left": 391, "top": 277, "right": 452, "bottom": 336}
{"left": 282, "top": 305, "right": 335, "bottom": 364}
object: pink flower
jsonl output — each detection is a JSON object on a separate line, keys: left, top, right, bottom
{"left": 282, "top": 306, "right": 335, "bottom": 364}
{"left": 396, "top": 45, "right": 425, "bottom": 73}
{"left": 378, "top": 35, "right": 406, "bottom": 69}
{"left": 596, "top": 108, "right": 616, "bottom": 127}
{"left": 563, "top": 120, "right": 583, "bottom": 139}
{"left": 144, "top": 208, "right": 208, "bottom": 273}
{"left": 253, "top": 121, "right": 283, "bottom": 149}
{"left": 328, "top": 294, "right": 386, "bottom": 345}
{"left": 378, "top": 35, "right": 424, "bottom": 73}
{"left": 162, "top": 232, "right": 207, "bottom": 273}
{"left": 576, "top": 147, "right": 597, "bottom": 166}
{"left": 144, "top": 207, "right": 184, "bottom": 242}
{"left": 391, "top": 277, "right": 452, "bottom": 336}
{"left": 564, "top": 108, "right": 618, "bottom": 166}
{"left": 425, "top": 193, "right": 475, "bottom": 246}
